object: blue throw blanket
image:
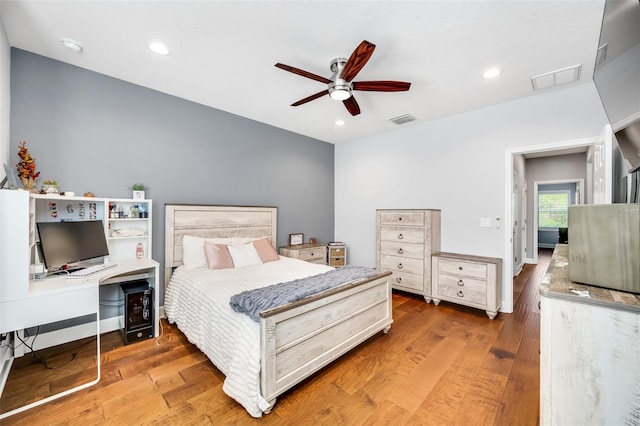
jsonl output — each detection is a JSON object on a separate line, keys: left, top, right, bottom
{"left": 229, "top": 266, "right": 380, "bottom": 322}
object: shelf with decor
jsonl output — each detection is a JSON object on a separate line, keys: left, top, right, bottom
{"left": 29, "top": 194, "right": 152, "bottom": 262}
{"left": 106, "top": 199, "right": 152, "bottom": 260}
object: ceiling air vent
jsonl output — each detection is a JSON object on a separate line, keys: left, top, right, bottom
{"left": 389, "top": 114, "right": 416, "bottom": 125}
{"left": 531, "top": 64, "right": 582, "bottom": 91}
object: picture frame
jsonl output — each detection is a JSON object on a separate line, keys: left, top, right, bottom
{"left": 2, "top": 163, "right": 21, "bottom": 189}
{"left": 288, "top": 233, "right": 304, "bottom": 246}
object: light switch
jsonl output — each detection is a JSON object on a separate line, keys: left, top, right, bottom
{"left": 480, "top": 218, "right": 492, "bottom": 228}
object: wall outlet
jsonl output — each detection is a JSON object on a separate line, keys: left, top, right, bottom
{"left": 480, "top": 218, "right": 492, "bottom": 228}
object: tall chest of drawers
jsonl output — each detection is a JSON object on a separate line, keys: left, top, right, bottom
{"left": 431, "top": 252, "right": 502, "bottom": 319}
{"left": 376, "top": 209, "right": 441, "bottom": 302}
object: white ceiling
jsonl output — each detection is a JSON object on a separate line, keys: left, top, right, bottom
{"left": 0, "top": 1, "right": 607, "bottom": 144}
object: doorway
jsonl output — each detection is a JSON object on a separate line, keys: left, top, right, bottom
{"left": 503, "top": 130, "right": 607, "bottom": 313}
{"left": 533, "top": 179, "right": 584, "bottom": 262}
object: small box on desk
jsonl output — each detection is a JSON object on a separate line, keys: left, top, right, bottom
{"left": 119, "top": 280, "right": 153, "bottom": 344}
{"left": 568, "top": 204, "right": 640, "bottom": 293}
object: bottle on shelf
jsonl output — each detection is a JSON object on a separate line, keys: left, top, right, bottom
{"left": 136, "top": 242, "right": 144, "bottom": 259}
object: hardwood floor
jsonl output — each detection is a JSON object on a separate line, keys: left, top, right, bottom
{"left": 2, "top": 250, "right": 551, "bottom": 425}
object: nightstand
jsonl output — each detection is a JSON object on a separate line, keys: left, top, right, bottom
{"left": 431, "top": 252, "right": 502, "bottom": 319}
{"left": 279, "top": 243, "right": 327, "bottom": 265}
{"left": 327, "top": 244, "right": 347, "bottom": 267}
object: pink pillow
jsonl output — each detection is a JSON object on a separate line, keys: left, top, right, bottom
{"left": 204, "top": 242, "right": 234, "bottom": 269}
{"left": 253, "top": 238, "right": 280, "bottom": 263}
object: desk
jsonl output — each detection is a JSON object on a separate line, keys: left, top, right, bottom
{"left": 0, "top": 258, "right": 159, "bottom": 419}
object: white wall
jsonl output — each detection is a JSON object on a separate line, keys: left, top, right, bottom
{"left": 335, "top": 82, "right": 609, "bottom": 312}
{"left": 0, "top": 17, "right": 9, "bottom": 168}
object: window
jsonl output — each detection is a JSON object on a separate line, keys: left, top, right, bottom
{"left": 538, "top": 190, "right": 570, "bottom": 228}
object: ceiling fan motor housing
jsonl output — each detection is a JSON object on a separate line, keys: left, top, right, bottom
{"left": 329, "top": 58, "right": 353, "bottom": 100}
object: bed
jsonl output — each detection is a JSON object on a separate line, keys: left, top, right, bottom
{"left": 163, "top": 204, "right": 393, "bottom": 417}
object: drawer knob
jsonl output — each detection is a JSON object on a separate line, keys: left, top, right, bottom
{"left": 396, "top": 277, "right": 402, "bottom": 283}
{"left": 397, "top": 233, "right": 404, "bottom": 240}
{"left": 398, "top": 217, "right": 403, "bottom": 221}
{"left": 397, "top": 263, "right": 403, "bottom": 269}
{"left": 397, "top": 248, "right": 404, "bottom": 254}
{"left": 310, "top": 252, "right": 314, "bottom": 256}
{"left": 457, "top": 291, "right": 464, "bottom": 298}
{"left": 457, "top": 280, "right": 464, "bottom": 286}
{"left": 458, "top": 266, "right": 463, "bottom": 271}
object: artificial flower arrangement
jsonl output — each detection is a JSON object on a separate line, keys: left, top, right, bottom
{"left": 16, "top": 141, "right": 40, "bottom": 190}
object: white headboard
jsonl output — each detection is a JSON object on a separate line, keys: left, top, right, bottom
{"left": 164, "top": 204, "right": 277, "bottom": 286}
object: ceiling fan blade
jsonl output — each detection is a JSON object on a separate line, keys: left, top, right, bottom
{"left": 352, "top": 80, "right": 411, "bottom": 92}
{"left": 291, "top": 90, "right": 329, "bottom": 106}
{"left": 340, "top": 40, "right": 376, "bottom": 82}
{"left": 343, "top": 96, "right": 361, "bottom": 116}
{"left": 275, "top": 63, "right": 331, "bottom": 84}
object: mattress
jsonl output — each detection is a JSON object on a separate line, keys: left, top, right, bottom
{"left": 164, "top": 256, "right": 333, "bottom": 417}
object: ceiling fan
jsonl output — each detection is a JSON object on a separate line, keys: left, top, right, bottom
{"left": 275, "top": 40, "right": 411, "bottom": 116}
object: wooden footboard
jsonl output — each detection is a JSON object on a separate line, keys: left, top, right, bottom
{"left": 259, "top": 271, "right": 393, "bottom": 409}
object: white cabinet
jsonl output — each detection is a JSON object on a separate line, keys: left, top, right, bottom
{"left": 431, "top": 252, "right": 502, "bottom": 319}
{"left": 0, "top": 190, "right": 31, "bottom": 302}
{"left": 376, "top": 209, "right": 441, "bottom": 302}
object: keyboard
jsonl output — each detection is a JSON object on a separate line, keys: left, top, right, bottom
{"left": 68, "top": 263, "right": 118, "bottom": 278}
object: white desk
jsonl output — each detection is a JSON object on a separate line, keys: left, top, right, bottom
{"left": 0, "top": 258, "right": 159, "bottom": 419}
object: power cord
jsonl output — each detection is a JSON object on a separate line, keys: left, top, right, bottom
{"left": 15, "top": 327, "right": 94, "bottom": 370}
{"left": 155, "top": 318, "right": 165, "bottom": 346}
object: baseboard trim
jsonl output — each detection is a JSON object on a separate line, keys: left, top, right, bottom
{"left": 537, "top": 243, "right": 556, "bottom": 249}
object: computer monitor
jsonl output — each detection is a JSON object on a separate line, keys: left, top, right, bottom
{"left": 36, "top": 220, "right": 109, "bottom": 272}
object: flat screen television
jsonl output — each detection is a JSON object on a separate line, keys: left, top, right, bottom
{"left": 36, "top": 220, "right": 110, "bottom": 272}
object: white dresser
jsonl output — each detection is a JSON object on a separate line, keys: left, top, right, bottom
{"left": 431, "top": 252, "right": 502, "bottom": 319}
{"left": 376, "top": 209, "right": 441, "bottom": 302}
{"left": 540, "top": 244, "right": 640, "bottom": 425}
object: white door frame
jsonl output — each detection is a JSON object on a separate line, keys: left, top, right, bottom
{"left": 503, "top": 135, "right": 599, "bottom": 313}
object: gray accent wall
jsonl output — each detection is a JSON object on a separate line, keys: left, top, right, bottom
{"left": 10, "top": 49, "right": 335, "bottom": 305}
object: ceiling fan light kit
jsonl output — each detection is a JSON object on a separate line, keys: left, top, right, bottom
{"left": 328, "top": 57, "right": 353, "bottom": 100}
{"left": 275, "top": 40, "right": 411, "bottom": 116}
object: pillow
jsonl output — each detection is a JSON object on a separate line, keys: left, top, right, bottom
{"left": 204, "top": 242, "right": 234, "bottom": 270}
{"left": 182, "top": 235, "right": 256, "bottom": 269}
{"left": 252, "top": 238, "right": 280, "bottom": 263}
{"left": 227, "top": 243, "right": 263, "bottom": 268}
{"left": 182, "top": 235, "right": 208, "bottom": 269}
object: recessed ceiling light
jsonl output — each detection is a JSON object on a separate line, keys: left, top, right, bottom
{"left": 61, "top": 38, "right": 83, "bottom": 53}
{"left": 483, "top": 67, "right": 501, "bottom": 79}
{"left": 335, "top": 120, "right": 345, "bottom": 126}
{"left": 148, "top": 42, "right": 170, "bottom": 56}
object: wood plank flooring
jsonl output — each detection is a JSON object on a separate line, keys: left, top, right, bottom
{"left": 1, "top": 250, "right": 550, "bottom": 425}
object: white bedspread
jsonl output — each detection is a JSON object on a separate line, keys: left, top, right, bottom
{"left": 164, "top": 256, "right": 333, "bottom": 417}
